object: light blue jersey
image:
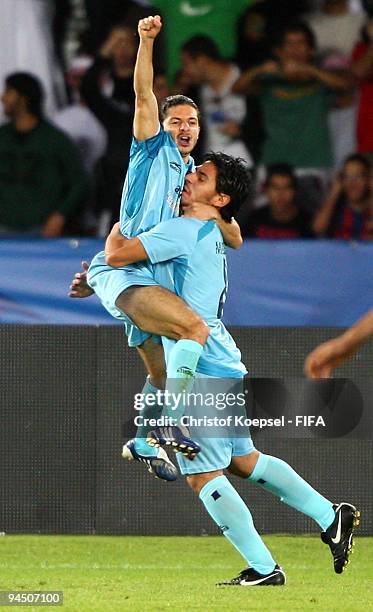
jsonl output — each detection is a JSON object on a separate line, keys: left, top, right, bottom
{"left": 88, "top": 127, "right": 194, "bottom": 347}
{"left": 120, "top": 128, "right": 194, "bottom": 237}
{"left": 138, "top": 217, "right": 247, "bottom": 378}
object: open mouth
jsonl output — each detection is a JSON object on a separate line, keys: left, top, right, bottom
{"left": 178, "top": 135, "right": 191, "bottom": 147}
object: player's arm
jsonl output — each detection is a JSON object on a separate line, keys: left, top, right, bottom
{"left": 182, "top": 203, "right": 243, "bottom": 248}
{"left": 304, "top": 309, "right": 373, "bottom": 378}
{"left": 216, "top": 217, "right": 243, "bottom": 249}
{"left": 133, "top": 15, "right": 162, "bottom": 141}
{"left": 105, "top": 223, "right": 148, "bottom": 266}
{"left": 106, "top": 219, "right": 194, "bottom": 267}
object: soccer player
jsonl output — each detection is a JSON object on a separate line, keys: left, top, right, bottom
{"left": 70, "top": 11, "right": 242, "bottom": 480}
{"left": 72, "top": 15, "right": 243, "bottom": 476}
{"left": 305, "top": 309, "right": 373, "bottom": 378}
{"left": 106, "top": 151, "right": 360, "bottom": 586}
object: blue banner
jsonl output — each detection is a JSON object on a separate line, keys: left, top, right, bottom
{"left": 1, "top": 238, "right": 372, "bottom": 325}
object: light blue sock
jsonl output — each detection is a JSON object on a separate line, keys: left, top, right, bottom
{"left": 199, "top": 475, "right": 276, "bottom": 574}
{"left": 162, "top": 339, "right": 203, "bottom": 422}
{"left": 249, "top": 453, "right": 335, "bottom": 531}
{"left": 134, "top": 378, "right": 163, "bottom": 456}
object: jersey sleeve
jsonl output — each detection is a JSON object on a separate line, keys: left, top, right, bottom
{"left": 138, "top": 218, "right": 202, "bottom": 264}
{"left": 130, "top": 127, "right": 168, "bottom": 160}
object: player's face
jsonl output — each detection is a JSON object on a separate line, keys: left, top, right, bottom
{"left": 163, "top": 105, "right": 200, "bottom": 158}
{"left": 266, "top": 175, "right": 296, "bottom": 210}
{"left": 1, "top": 87, "right": 22, "bottom": 117}
{"left": 341, "top": 161, "right": 369, "bottom": 203}
{"left": 181, "top": 161, "right": 223, "bottom": 207}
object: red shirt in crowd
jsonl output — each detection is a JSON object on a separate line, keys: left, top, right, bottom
{"left": 352, "top": 42, "right": 373, "bottom": 153}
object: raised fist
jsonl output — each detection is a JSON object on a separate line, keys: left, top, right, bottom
{"left": 138, "top": 15, "right": 162, "bottom": 40}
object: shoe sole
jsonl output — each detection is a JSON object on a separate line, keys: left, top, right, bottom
{"left": 147, "top": 435, "right": 200, "bottom": 460}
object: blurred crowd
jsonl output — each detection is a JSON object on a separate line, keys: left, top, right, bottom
{"left": 0, "top": 0, "right": 372, "bottom": 240}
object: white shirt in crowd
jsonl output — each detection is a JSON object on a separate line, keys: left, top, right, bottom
{"left": 201, "top": 64, "right": 253, "bottom": 166}
{"left": 53, "top": 105, "right": 107, "bottom": 175}
{"left": 0, "top": 0, "right": 66, "bottom": 122}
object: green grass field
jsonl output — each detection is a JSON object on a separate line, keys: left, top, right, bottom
{"left": 0, "top": 535, "right": 372, "bottom": 611}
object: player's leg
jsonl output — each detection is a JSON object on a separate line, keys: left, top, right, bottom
{"left": 179, "top": 441, "right": 285, "bottom": 587}
{"left": 136, "top": 336, "right": 167, "bottom": 390}
{"left": 116, "top": 285, "right": 209, "bottom": 342}
{"left": 88, "top": 261, "right": 206, "bottom": 457}
{"left": 229, "top": 451, "right": 360, "bottom": 574}
{"left": 117, "top": 285, "right": 209, "bottom": 457}
{"left": 121, "top": 336, "right": 178, "bottom": 481}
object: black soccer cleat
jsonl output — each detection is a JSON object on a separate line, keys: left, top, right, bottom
{"left": 147, "top": 425, "right": 201, "bottom": 460}
{"left": 321, "top": 502, "right": 360, "bottom": 574}
{"left": 217, "top": 564, "right": 286, "bottom": 586}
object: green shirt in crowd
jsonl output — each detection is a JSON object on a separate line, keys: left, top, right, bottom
{"left": 0, "top": 120, "right": 88, "bottom": 230}
{"left": 155, "top": 0, "right": 253, "bottom": 82}
{"left": 259, "top": 75, "right": 334, "bottom": 169}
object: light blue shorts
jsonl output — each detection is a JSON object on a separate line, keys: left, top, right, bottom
{"left": 87, "top": 251, "right": 160, "bottom": 347}
{"left": 176, "top": 435, "right": 255, "bottom": 476}
{"left": 175, "top": 375, "right": 255, "bottom": 475}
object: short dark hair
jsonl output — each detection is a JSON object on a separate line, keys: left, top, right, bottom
{"left": 265, "top": 163, "right": 298, "bottom": 190}
{"left": 160, "top": 94, "right": 200, "bottom": 122}
{"left": 5, "top": 72, "right": 44, "bottom": 117}
{"left": 203, "top": 152, "right": 253, "bottom": 221}
{"left": 343, "top": 153, "right": 371, "bottom": 174}
{"left": 182, "top": 35, "right": 221, "bottom": 61}
{"left": 274, "top": 20, "right": 316, "bottom": 51}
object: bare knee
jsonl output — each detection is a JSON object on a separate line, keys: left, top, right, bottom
{"left": 186, "top": 470, "right": 223, "bottom": 494}
{"left": 228, "top": 450, "right": 260, "bottom": 478}
{"left": 178, "top": 314, "right": 209, "bottom": 345}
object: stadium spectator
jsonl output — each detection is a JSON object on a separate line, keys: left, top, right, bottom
{"left": 153, "top": 0, "right": 252, "bottom": 82}
{"left": 53, "top": 56, "right": 107, "bottom": 177}
{"left": 236, "top": 2, "right": 312, "bottom": 71}
{"left": 307, "top": 0, "right": 365, "bottom": 58}
{"left": 313, "top": 153, "right": 372, "bottom": 238}
{"left": 244, "top": 164, "right": 314, "bottom": 239}
{"left": 53, "top": 55, "right": 108, "bottom": 234}
{"left": 0, "top": 0, "right": 66, "bottom": 122}
{"left": 234, "top": 4, "right": 273, "bottom": 164}
{"left": 52, "top": 0, "right": 73, "bottom": 71}
{"left": 233, "top": 20, "right": 354, "bottom": 210}
{"left": 83, "top": 0, "right": 165, "bottom": 70}
{"left": 81, "top": 24, "right": 137, "bottom": 234}
{"left": 351, "top": 18, "right": 373, "bottom": 157}
{"left": 235, "top": 4, "right": 273, "bottom": 71}
{"left": 306, "top": 0, "right": 364, "bottom": 168}
{"left": 179, "top": 36, "right": 253, "bottom": 165}
{"left": 0, "top": 72, "right": 88, "bottom": 237}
